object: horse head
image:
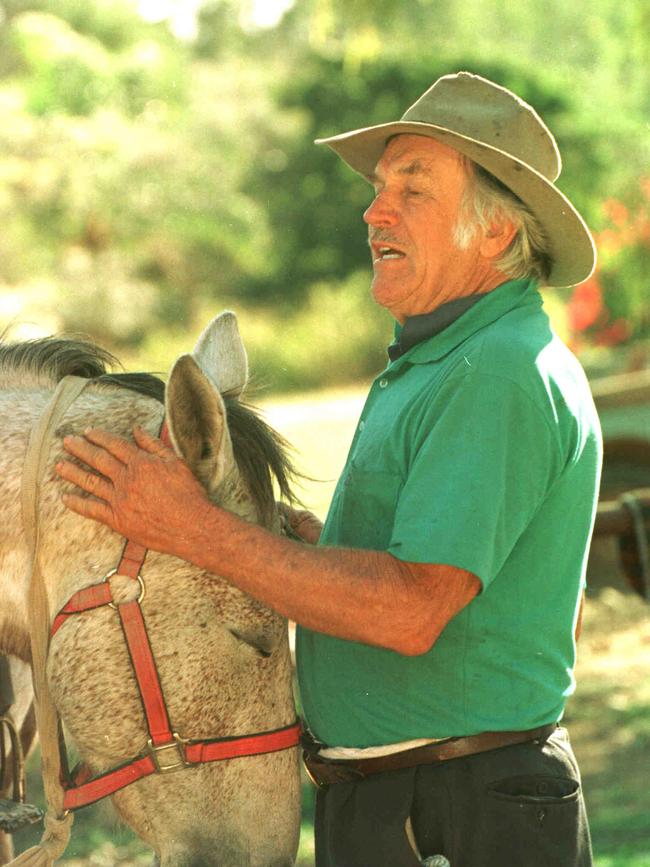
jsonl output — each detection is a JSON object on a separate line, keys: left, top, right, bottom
{"left": 0, "top": 313, "right": 301, "bottom": 866}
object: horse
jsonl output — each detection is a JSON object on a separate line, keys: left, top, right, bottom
{"left": 0, "top": 312, "right": 301, "bottom": 866}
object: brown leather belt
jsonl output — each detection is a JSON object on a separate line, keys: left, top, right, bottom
{"left": 303, "top": 723, "right": 558, "bottom": 788}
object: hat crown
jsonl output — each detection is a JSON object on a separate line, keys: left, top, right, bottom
{"left": 401, "top": 72, "right": 561, "bottom": 182}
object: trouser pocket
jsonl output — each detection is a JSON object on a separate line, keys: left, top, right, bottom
{"left": 412, "top": 729, "right": 594, "bottom": 867}
{"left": 481, "top": 772, "right": 589, "bottom": 866}
{"left": 315, "top": 768, "right": 422, "bottom": 867}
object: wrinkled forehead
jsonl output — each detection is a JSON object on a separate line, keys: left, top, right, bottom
{"left": 371, "top": 133, "right": 467, "bottom": 184}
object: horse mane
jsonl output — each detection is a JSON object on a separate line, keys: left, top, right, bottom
{"left": 0, "top": 336, "right": 120, "bottom": 384}
{"left": 0, "top": 336, "right": 298, "bottom": 519}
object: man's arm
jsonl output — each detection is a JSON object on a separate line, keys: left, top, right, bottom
{"left": 56, "top": 427, "right": 480, "bottom": 657}
{"left": 176, "top": 506, "right": 480, "bottom": 656}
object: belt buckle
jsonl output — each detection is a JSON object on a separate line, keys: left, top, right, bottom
{"left": 303, "top": 752, "right": 364, "bottom": 787}
{"left": 303, "top": 754, "right": 326, "bottom": 788}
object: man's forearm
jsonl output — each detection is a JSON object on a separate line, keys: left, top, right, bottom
{"left": 176, "top": 502, "right": 408, "bottom": 650}
{"left": 174, "top": 502, "right": 474, "bottom": 656}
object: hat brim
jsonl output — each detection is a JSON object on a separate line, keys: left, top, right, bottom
{"left": 316, "top": 121, "right": 596, "bottom": 288}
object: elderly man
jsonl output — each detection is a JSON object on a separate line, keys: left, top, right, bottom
{"left": 58, "top": 72, "right": 600, "bottom": 866}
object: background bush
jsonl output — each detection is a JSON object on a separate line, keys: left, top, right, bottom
{"left": 0, "top": 0, "right": 648, "bottom": 386}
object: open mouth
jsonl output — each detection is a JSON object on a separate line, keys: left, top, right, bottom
{"left": 373, "top": 245, "right": 406, "bottom": 263}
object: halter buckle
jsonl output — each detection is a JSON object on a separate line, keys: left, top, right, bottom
{"left": 147, "top": 733, "right": 188, "bottom": 773}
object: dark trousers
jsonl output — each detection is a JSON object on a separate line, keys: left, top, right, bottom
{"left": 314, "top": 727, "right": 593, "bottom": 866}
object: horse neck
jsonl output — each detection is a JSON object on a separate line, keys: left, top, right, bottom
{"left": 213, "top": 468, "right": 265, "bottom": 527}
{"left": 0, "top": 379, "right": 281, "bottom": 659}
{"left": 0, "top": 382, "right": 164, "bottom": 656}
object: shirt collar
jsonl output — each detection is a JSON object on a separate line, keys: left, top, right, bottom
{"left": 387, "top": 277, "right": 541, "bottom": 368}
{"left": 388, "top": 293, "right": 488, "bottom": 361}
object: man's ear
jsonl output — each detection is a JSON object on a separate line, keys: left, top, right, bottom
{"left": 479, "top": 217, "right": 518, "bottom": 259}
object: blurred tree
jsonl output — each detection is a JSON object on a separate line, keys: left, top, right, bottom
{"left": 0, "top": 0, "right": 277, "bottom": 344}
{"left": 10, "top": 12, "right": 115, "bottom": 115}
{"left": 194, "top": 0, "right": 245, "bottom": 58}
{"left": 0, "top": 0, "right": 647, "bottom": 370}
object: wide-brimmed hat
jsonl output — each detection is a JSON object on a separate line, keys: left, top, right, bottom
{"left": 316, "top": 71, "right": 596, "bottom": 287}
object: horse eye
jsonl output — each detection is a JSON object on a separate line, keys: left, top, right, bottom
{"left": 229, "top": 629, "right": 272, "bottom": 658}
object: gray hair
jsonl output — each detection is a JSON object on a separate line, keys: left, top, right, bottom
{"left": 454, "top": 160, "right": 552, "bottom": 282}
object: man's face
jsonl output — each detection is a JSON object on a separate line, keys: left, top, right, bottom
{"left": 364, "top": 134, "right": 488, "bottom": 322}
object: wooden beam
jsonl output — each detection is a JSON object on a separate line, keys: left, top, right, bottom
{"left": 591, "top": 369, "right": 650, "bottom": 410}
{"left": 593, "top": 489, "right": 650, "bottom": 537}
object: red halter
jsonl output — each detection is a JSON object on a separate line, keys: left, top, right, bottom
{"left": 51, "top": 423, "right": 300, "bottom": 812}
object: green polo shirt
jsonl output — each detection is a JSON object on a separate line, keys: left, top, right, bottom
{"left": 296, "top": 277, "right": 602, "bottom": 747}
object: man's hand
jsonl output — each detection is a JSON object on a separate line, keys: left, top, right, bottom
{"left": 278, "top": 504, "right": 323, "bottom": 545}
{"left": 56, "top": 426, "right": 212, "bottom": 557}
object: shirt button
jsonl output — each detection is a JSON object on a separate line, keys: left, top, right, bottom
{"left": 358, "top": 420, "right": 365, "bottom": 431}
{"left": 379, "top": 378, "right": 389, "bottom": 388}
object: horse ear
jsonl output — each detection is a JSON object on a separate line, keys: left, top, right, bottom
{"left": 166, "top": 354, "right": 235, "bottom": 491}
{"left": 192, "top": 311, "right": 248, "bottom": 399}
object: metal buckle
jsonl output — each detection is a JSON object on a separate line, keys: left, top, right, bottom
{"left": 103, "top": 569, "right": 146, "bottom": 610}
{"left": 147, "top": 734, "right": 188, "bottom": 773}
{"left": 302, "top": 754, "right": 324, "bottom": 788}
{"left": 302, "top": 752, "right": 364, "bottom": 788}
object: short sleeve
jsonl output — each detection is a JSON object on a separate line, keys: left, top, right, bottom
{"left": 388, "top": 370, "right": 562, "bottom": 587}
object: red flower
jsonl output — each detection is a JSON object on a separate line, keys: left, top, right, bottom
{"left": 567, "top": 276, "right": 604, "bottom": 332}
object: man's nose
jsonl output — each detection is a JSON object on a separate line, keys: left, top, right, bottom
{"left": 363, "top": 191, "right": 398, "bottom": 228}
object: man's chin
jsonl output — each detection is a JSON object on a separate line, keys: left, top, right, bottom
{"left": 371, "top": 280, "right": 408, "bottom": 321}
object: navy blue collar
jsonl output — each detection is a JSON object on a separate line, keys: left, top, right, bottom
{"left": 388, "top": 293, "right": 488, "bottom": 361}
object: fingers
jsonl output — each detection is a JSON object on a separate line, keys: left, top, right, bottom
{"left": 62, "top": 426, "right": 172, "bottom": 481}
{"left": 133, "top": 426, "right": 175, "bottom": 459}
{"left": 289, "top": 509, "right": 319, "bottom": 530}
{"left": 82, "top": 428, "right": 139, "bottom": 463}
{"left": 276, "top": 504, "right": 323, "bottom": 545}
{"left": 56, "top": 459, "right": 113, "bottom": 502}
{"left": 62, "top": 434, "right": 124, "bottom": 479}
{"left": 61, "top": 492, "right": 114, "bottom": 525}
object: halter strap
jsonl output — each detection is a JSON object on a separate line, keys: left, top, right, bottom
{"left": 21, "top": 376, "right": 90, "bottom": 556}
{"left": 60, "top": 721, "right": 302, "bottom": 811}
{"left": 19, "top": 375, "right": 91, "bottom": 861}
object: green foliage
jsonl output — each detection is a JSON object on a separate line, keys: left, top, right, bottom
{"left": 194, "top": 0, "right": 247, "bottom": 59}
{"left": 598, "top": 188, "right": 650, "bottom": 338}
{"left": 0, "top": 0, "right": 647, "bottom": 381}
{"left": 46, "top": 0, "right": 157, "bottom": 51}
{"left": 6, "top": 7, "right": 187, "bottom": 116}
{"left": 9, "top": 12, "right": 114, "bottom": 115}
{"left": 240, "top": 272, "right": 391, "bottom": 392}
{"left": 0, "top": 12, "right": 274, "bottom": 344}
